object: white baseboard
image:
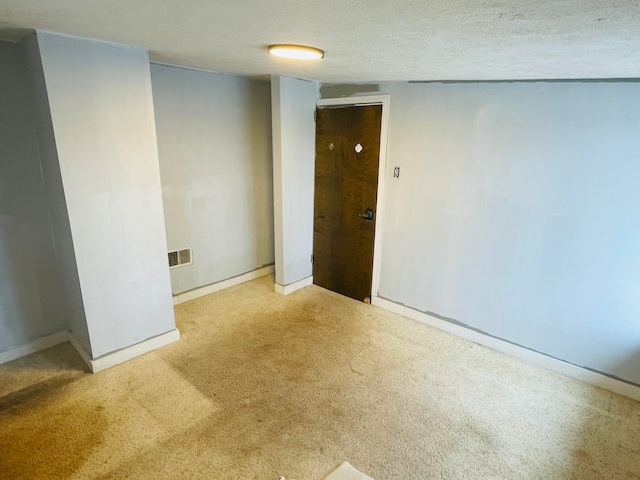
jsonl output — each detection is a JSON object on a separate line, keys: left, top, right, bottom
{"left": 173, "top": 265, "right": 275, "bottom": 305}
{"left": 70, "top": 329, "right": 181, "bottom": 373}
{"left": 0, "top": 330, "right": 69, "bottom": 366}
{"left": 2, "top": 327, "right": 180, "bottom": 374}
{"left": 67, "top": 331, "right": 93, "bottom": 370}
{"left": 371, "top": 296, "right": 640, "bottom": 402}
{"left": 275, "top": 276, "right": 313, "bottom": 295}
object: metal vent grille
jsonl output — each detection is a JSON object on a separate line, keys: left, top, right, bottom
{"left": 168, "top": 251, "right": 179, "bottom": 267}
{"left": 178, "top": 249, "right": 191, "bottom": 264}
{"left": 168, "top": 248, "right": 192, "bottom": 269}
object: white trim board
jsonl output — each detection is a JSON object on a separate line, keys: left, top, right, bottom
{"left": 275, "top": 276, "right": 313, "bottom": 295}
{"left": 1, "top": 328, "right": 180, "bottom": 374}
{"left": 0, "top": 330, "right": 69, "bottom": 366}
{"left": 316, "top": 95, "right": 390, "bottom": 300}
{"left": 371, "top": 296, "right": 640, "bottom": 402}
{"left": 173, "top": 265, "right": 275, "bottom": 305}
{"left": 68, "top": 331, "right": 93, "bottom": 369}
{"left": 70, "top": 329, "right": 180, "bottom": 373}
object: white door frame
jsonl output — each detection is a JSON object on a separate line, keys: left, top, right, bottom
{"left": 316, "top": 94, "right": 390, "bottom": 299}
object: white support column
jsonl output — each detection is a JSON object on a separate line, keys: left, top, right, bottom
{"left": 271, "top": 75, "right": 318, "bottom": 294}
{"left": 22, "top": 31, "right": 178, "bottom": 364}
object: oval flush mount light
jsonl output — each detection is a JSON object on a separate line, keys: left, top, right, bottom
{"left": 268, "top": 44, "right": 324, "bottom": 60}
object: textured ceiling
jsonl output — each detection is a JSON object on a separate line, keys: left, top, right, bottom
{"left": 1, "top": 0, "right": 639, "bottom": 81}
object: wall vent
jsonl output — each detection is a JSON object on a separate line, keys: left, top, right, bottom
{"left": 168, "top": 248, "right": 193, "bottom": 269}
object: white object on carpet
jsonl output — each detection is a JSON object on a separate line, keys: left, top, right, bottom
{"left": 324, "top": 462, "right": 373, "bottom": 480}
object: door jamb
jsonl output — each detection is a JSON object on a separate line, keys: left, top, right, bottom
{"left": 316, "top": 94, "right": 390, "bottom": 299}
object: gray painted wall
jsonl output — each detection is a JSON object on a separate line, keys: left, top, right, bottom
{"left": 18, "top": 33, "right": 91, "bottom": 352}
{"left": 36, "top": 32, "right": 175, "bottom": 358}
{"left": 0, "top": 41, "right": 69, "bottom": 352}
{"left": 150, "top": 64, "right": 274, "bottom": 295}
{"left": 322, "top": 81, "right": 640, "bottom": 385}
{"left": 271, "top": 76, "right": 317, "bottom": 287}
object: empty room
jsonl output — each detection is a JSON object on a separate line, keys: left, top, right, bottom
{"left": 1, "top": 1, "right": 639, "bottom": 479}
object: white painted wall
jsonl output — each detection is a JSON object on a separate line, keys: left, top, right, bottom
{"left": 271, "top": 76, "right": 317, "bottom": 287}
{"left": 36, "top": 31, "right": 175, "bottom": 358}
{"left": 150, "top": 64, "right": 274, "bottom": 295}
{"left": 0, "top": 41, "right": 70, "bottom": 353}
{"left": 322, "top": 81, "right": 640, "bottom": 385}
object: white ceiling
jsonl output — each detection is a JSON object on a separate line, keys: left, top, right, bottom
{"left": 1, "top": 0, "right": 639, "bottom": 82}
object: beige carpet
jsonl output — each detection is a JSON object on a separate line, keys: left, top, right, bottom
{"left": 1, "top": 275, "right": 639, "bottom": 479}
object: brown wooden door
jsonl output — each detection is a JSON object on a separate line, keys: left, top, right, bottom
{"left": 313, "top": 104, "right": 382, "bottom": 302}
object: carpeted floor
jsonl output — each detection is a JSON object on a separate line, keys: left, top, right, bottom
{"left": 1, "top": 275, "right": 639, "bottom": 479}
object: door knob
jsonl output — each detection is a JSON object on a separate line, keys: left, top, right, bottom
{"left": 358, "top": 207, "right": 374, "bottom": 222}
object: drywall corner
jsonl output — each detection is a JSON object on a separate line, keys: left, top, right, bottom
{"left": 17, "top": 32, "right": 92, "bottom": 355}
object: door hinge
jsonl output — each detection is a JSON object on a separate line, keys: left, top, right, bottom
{"left": 314, "top": 110, "right": 317, "bottom": 122}
{"left": 311, "top": 253, "right": 314, "bottom": 264}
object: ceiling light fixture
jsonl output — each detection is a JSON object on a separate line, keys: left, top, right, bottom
{"left": 268, "top": 44, "right": 324, "bottom": 60}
